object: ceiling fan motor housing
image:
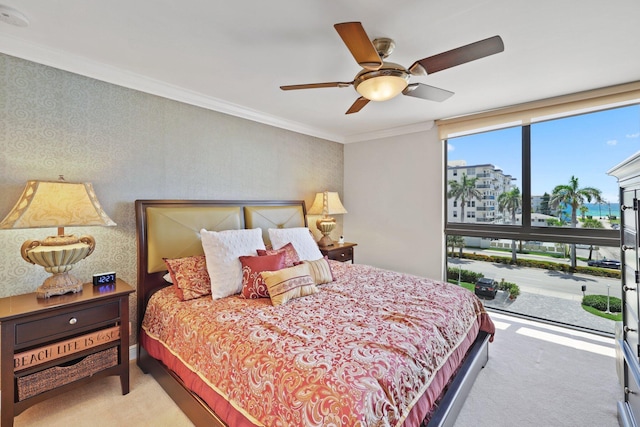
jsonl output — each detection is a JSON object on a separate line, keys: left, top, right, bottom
{"left": 354, "top": 62, "right": 409, "bottom": 101}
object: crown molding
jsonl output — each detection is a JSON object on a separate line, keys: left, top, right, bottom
{"left": 0, "top": 34, "right": 434, "bottom": 145}
{"left": 342, "top": 120, "right": 435, "bottom": 143}
{"left": 0, "top": 34, "right": 344, "bottom": 143}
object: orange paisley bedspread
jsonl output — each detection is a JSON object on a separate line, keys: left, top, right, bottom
{"left": 141, "top": 261, "right": 494, "bottom": 427}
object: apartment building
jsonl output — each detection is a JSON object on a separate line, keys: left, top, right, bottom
{"left": 447, "top": 161, "right": 516, "bottom": 224}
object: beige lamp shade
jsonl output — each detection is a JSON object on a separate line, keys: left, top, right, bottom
{"left": 307, "top": 191, "right": 348, "bottom": 216}
{"left": 0, "top": 180, "right": 116, "bottom": 298}
{"left": 0, "top": 180, "right": 116, "bottom": 230}
{"left": 308, "top": 191, "right": 347, "bottom": 247}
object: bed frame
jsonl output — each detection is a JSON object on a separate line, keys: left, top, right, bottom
{"left": 135, "top": 199, "right": 490, "bottom": 427}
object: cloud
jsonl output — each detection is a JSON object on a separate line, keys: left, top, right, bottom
{"left": 627, "top": 132, "right": 640, "bottom": 138}
{"left": 606, "top": 139, "right": 618, "bottom": 146}
{"left": 448, "top": 143, "right": 455, "bottom": 151}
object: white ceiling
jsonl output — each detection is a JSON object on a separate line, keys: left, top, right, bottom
{"left": 1, "top": 0, "right": 639, "bottom": 143}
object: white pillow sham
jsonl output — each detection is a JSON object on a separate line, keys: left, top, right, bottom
{"left": 201, "top": 228, "right": 266, "bottom": 299}
{"left": 268, "top": 227, "right": 322, "bottom": 261}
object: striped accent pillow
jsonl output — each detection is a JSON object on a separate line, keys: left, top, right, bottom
{"left": 261, "top": 263, "right": 318, "bottom": 306}
{"left": 301, "top": 256, "right": 334, "bottom": 285}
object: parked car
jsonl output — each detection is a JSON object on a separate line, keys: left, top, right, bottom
{"left": 475, "top": 278, "right": 498, "bottom": 299}
{"left": 587, "top": 258, "right": 621, "bottom": 269}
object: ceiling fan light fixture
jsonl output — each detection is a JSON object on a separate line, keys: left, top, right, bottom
{"left": 280, "top": 23, "right": 504, "bottom": 113}
{"left": 354, "top": 64, "right": 409, "bottom": 102}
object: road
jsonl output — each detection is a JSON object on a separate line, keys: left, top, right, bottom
{"left": 448, "top": 257, "right": 621, "bottom": 301}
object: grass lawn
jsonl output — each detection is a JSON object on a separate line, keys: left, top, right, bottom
{"left": 582, "top": 304, "right": 622, "bottom": 321}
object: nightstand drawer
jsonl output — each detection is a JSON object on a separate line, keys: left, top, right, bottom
{"left": 326, "top": 247, "right": 353, "bottom": 262}
{"left": 14, "top": 302, "right": 120, "bottom": 346}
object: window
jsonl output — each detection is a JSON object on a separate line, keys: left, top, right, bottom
{"left": 446, "top": 235, "right": 621, "bottom": 334}
{"left": 443, "top": 103, "right": 640, "bottom": 334}
{"left": 445, "top": 104, "right": 639, "bottom": 245}
{"left": 446, "top": 127, "right": 521, "bottom": 225}
{"left": 530, "top": 108, "right": 636, "bottom": 228}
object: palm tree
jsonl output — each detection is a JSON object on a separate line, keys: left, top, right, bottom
{"left": 579, "top": 205, "right": 589, "bottom": 219}
{"left": 581, "top": 217, "right": 604, "bottom": 260}
{"left": 446, "top": 235, "right": 465, "bottom": 258}
{"left": 550, "top": 176, "right": 603, "bottom": 268}
{"left": 448, "top": 174, "right": 481, "bottom": 223}
{"left": 498, "top": 187, "right": 522, "bottom": 263}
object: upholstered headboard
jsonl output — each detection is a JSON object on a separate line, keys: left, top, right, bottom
{"left": 135, "top": 199, "right": 307, "bottom": 332}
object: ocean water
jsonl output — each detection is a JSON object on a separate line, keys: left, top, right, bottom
{"left": 582, "top": 202, "right": 620, "bottom": 218}
{"left": 552, "top": 202, "right": 621, "bottom": 219}
{"left": 537, "top": 202, "right": 621, "bottom": 220}
{"left": 536, "top": 202, "right": 620, "bottom": 218}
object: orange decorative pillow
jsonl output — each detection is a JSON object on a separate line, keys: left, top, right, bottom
{"left": 164, "top": 255, "right": 211, "bottom": 301}
{"left": 257, "top": 242, "right": 300, "bottom": 267}
{"left": 261, "top": 263, "right": 318, "bottom": 306}
{"left": 239, "top": 253, "right": 286, "bottom": 299}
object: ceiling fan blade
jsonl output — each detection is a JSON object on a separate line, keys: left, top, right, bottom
{"left": 334, "top": 22, "right": 383, "bottom": 70}
{"left": 345, "top": 97, "right": 370, "bottom": 114}
{"left": 280, "top": 82, "right": 352, "bottom": 91}
{"left": 403, "top": 83, "right": 454, "bottom": 102}
{"left": 409, "top": 35, "right": 504, "bottom": 75}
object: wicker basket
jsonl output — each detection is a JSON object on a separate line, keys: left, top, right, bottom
{"left": 17, "top": 347, "right": 118, "bottom": 401}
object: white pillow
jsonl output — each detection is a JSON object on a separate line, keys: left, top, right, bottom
{"left": 200, "top": 228, "right": 266, "bottom": 299}
{"left": 268, "top": 227, "right": 323, "bottom": 261}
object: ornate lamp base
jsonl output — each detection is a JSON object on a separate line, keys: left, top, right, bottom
{"left": 316, "top": 217, "right": 336, "bottom": 247}
{"left": 21, "top": 235, "right": 95, "bottom": 299}
{"left": 36, "top": 272, "right": 84, "bottom": 298}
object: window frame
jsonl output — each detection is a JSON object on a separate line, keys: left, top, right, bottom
{"left": 444, "top": 125, "right": 620, "bottom": 249}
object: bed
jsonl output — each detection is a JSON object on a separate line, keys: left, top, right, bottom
{"left": 135, "top": 199, "right": 494, "bottom": 427}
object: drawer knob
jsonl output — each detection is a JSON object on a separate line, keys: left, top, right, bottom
{"left": 69, "top": 317, "right": 78, "bottom": 325}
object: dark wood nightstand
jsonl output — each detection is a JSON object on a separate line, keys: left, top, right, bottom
{"left": 0, "top": 279, "right": 134, "bottom": 427}
{"left": 319, "top": 242, "right": 357, "bottom": 263}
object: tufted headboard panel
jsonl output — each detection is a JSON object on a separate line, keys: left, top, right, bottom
{"left": 135, "top": 199, "right": 307, "bottom": 332}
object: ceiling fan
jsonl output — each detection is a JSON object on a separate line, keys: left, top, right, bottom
{"left": 280, "top": 22, "right": 504, "bottom": 114}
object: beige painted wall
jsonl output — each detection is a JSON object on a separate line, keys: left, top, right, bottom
{"left": 343, "top": 129, "right": 445, "bottom": 280}
{"left": 0, "top": 53, "right": 344, "bottom": 342}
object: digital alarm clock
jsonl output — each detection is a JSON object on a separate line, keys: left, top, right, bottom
{"left": 93, "top": 272, "right": 116, "bottom": 286}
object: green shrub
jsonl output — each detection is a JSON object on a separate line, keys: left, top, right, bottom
{"left": 498, "top": 279, "right": 520, "bottom": 299}
{"left": 446, "top": 268, "right": 483, "bottom": 284}
{"left": 455, "top": 252, "right": 621, "bottom": 279}
{"left": 582, "top": 294, "right": 622, "bottom": 313}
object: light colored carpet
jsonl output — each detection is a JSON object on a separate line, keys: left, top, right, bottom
{"left": 13, "top": 360, "right": 195, "bottom": 427}
{"left": 12, "top": 312, "right": 621, "bottom": 426}
{"left": 454, "top": 312, "right": 621, "bottom": 427}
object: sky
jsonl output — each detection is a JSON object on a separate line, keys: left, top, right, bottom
{"left": 447, "top": 104, "right": 640, "bottom": 203}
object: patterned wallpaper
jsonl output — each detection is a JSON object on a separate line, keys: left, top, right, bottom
{"left": 0, "top": 53, "right": 343, "bottom": 343}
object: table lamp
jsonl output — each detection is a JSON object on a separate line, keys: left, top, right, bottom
{"left": 0, "top": 179, "right": 116, "bottom": 298}
{"left": 307, "top": 191, "right": 347, "bottom": 247}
